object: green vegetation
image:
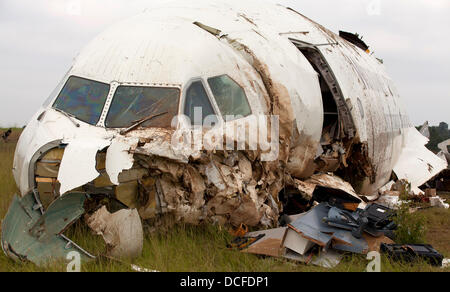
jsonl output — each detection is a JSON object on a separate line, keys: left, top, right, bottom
{"left": 417, "top": 122, "right": 450, "bottom": 153}
{"left": 394, "top": 180, "right": 427, "bottom": 244}
{"left": 394, "top": 201, "right": 427, "bottom": 244}
{"left": 0, "top": 129, "right": 21, "bottom": 219}
{"left": 0, "top": 129, "right": 449, "bottom": 272}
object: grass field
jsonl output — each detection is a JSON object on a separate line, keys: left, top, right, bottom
{"left": 0, "top": 128, "right": 449, "bottom": 272}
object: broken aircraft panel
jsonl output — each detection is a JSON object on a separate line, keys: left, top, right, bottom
{"left": 1, "top": 192, "right": 94, "bottom": 266}
{"left": 86, "top": 206, "right": 143, "bottom": 259}
{"left": 288, "top": 203, "right": 368, "bottom": 254}
{"left": 393, "top": 127, "right": 448, "bottom": 194}
{"left": 3, "top": 0, "right": 447, "bottom": 264}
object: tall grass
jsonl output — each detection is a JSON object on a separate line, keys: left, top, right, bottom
{"left": 0, "top": 129, "right": 20, "bottom": 218}
{"left": 394, "top": 201, "right": 427, "bottom": 244}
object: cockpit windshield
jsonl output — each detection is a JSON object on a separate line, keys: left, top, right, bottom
{"left": 105, "top": 86, "right": 180, "bottom": 129}
{"left": 52, "top": 76, "right": 110, "bottom": 125}
{"left": 207, "top": 75, "right": 251, "bottom": 121}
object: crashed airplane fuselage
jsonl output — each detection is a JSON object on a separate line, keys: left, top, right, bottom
{"left": 5, "top": 0, "right": 447, "bottom": 263}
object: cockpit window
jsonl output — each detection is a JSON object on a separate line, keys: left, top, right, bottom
{"left": 207, "top": 75, "right": 251, "bottom": 121}
{"left": 52, "top": 76, "right": 110, "bottom": 125}
{"left": 184, "top": 81, "right": 218, "bottom": 126}
{"left": 105, "top": 86, "right": 180, "bottom": 128}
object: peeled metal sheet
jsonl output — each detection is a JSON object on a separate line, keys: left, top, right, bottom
{"left": 58, "top": 138, "right": 111, "bottom": 195}
{"left": 306, "top": 174, "right": 362, "bottom": 203}
{"left": 393, "top": 127, "right": 448, "bottom": 194}
{"left": 1, "top": 192, "right": 94, "bottom": 266}
{"left": 29, "top": 193, "right": 88, "bottom": 240}
{"left": 86, "top": 206, "right": 143, "bottom": 259}
{"left": 106, "top": 137, "right": 139, "bottom": 185}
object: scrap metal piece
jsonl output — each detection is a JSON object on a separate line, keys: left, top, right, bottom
{"left": 418, "top": 121, "right": 430, "bottom": 139}
{"left": 58, "top": 138, "right": 112, "bottom": 194}
{"left": 393, "top": 128, "right": 448, "bottom": 194}
{"left": 243, "top": 227, "right": 287, "bottom": 257}
{"left": 430, "top": 196, "right": 449, "bottom": 209}
{"left": 86, "top": 206, "right": 143, "bottom": 259}
{"left": 323, "top": 203, "right": 395, "bottom": 239}
{"left": 306, "top": 173, "right": 362, "bottom": 205}
{"left": 106, "top": 137, "right": 139, "bottom": 185}
{"left": 437, "top": 139, "right": 450, "bottom": 167}
{"left": 283, "top": 227, "right": 315, "bottom": 256}
{"left": 1, "top": 192, "right": 94, "bottom": 266}
{"left": 205, "top": 162, "right": 227, "bottom": 191}
{"left": 442, "top": 259, "right": 450, "bottom": 268}
{"left": 288, "top": 203, "right": 368, "bottom": 254}
{"left": 242, "top": 225, "right": 342, "bottom": 268}
{"left": 284, "top": 248, "right": 343, "bottom": 269}
{"left": 29, "top": 193, "right": 88, "bottom": 240}
{"left": 338, "top": 31, "right": 370, "bottom": 52}
{"left": 289, "top": 174, "right": 363, "bottom": 213}
{"left": 292, "top": 179, "right": 316, "bottom": 200}
{"left": 228, "top": 234, "right": 265, "bottom": 251}
{"left": 376, "top": 195, "right": 402, "bottom": 209}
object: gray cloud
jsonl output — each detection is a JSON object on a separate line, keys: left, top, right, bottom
{"left": 0, "top": 0, "right": 448, "bottom": 127}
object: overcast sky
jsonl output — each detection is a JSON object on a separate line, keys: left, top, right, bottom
{"left": 0, "top": 0, "right": 448, "bottom": 128}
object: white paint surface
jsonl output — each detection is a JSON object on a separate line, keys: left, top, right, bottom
{"left": 106, "top": 136, "right": 138, "bottom": 185}
{"left": 58, "top": 137, "right": 111, "bottom": 194}
{"left": 393, "top": 127, "right": 448, "bottom": 193}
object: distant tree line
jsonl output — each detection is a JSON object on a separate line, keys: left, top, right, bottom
{"left": 417, "top": 122, "right": 450, "bottom": 153}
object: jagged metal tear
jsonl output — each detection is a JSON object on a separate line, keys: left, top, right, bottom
{"left": 1, "top": 192, "right": 94, "bottom": 267}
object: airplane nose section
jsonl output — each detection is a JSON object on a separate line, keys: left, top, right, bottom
{"left": 12, "top": 108, "right": 114, "bottom": 195}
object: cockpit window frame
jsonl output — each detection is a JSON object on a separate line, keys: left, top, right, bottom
{"left": 103, "top": 84, "right": 182, "bottom": 130}
{"left": 51, "top": 75, "right": 111, "bottom": 126}
{"left": 206, "top": 74, "right": 252, "bottom": 122}
{"left": 49, "top": 73, "right": 253, "bottom": 130}
{"left": 181, "top": 77, "right": 223, "bottom": 129}
{"left": 43, "top": 68, "right": 72, "bottom": 108}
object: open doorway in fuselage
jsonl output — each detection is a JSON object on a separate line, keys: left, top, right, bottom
{"left": 291, "top": 40, "right": 356, "bottom": 173}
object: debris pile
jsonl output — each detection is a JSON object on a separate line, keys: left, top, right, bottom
{"left": 228, "top": 176, "right": 448, "bottom": 269}
{"left": 3, "top": 164, "right": 448, "bottom": 269}
{"left": 229, "top": 191, "right": 395, "bottom": 268}
{"left": 375, "top": 179, "right": 449, "bottom": 210}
